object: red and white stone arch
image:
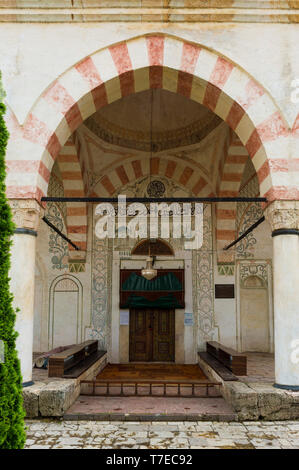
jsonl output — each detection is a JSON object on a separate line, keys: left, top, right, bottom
{"left": 92, "top": 156, "right": 213, "bottom": 198}
{"left": 56, "top": 136, "right": 87, "bottom": 255}
{"left": 216, "top": 132, "right": 249, "bottom": 263}
{"left": 5, "top": 33, "right": 296, "bottom": 204}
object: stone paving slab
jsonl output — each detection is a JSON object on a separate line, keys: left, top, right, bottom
{"left": 24, "top": 420, "right": 299, "bottom": 449}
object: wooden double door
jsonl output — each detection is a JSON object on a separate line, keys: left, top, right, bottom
{"left": 129, "top": 309, "right": 175, "bottom": 362}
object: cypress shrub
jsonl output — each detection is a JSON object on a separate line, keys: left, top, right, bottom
{"left": 0, "top": 73, "right": 26, "bottom": 449}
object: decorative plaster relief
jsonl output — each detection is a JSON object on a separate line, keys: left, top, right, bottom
{"left": 218, "top": 263, "right": 234, "bottom": 276}
{"left": 265, "top": 201, "right": 299, "bottom": 231}
{"left": 194, "top": 204, "right": 218, "bottom": 348}
{"left": 69, "top": 263, "right": 86, "bottom": 273}
{"left": 147, "top": 180, "right": 166, "bottom": 197}
{"left": 46, "top": 203, "right": 69, "bottom": 270}
{"left": 9, "top": 199, "right": 42, "bottom": 231}
{"left": 239, "top": 261, "right": 268, "bottom": 288}
{"left": 90, "top": 236, "right": 112, "bottom": 350}
{"left": 236, "top": 202, "right": 263, "bottom": 259}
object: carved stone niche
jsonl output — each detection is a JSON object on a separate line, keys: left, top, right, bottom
{"left": 264, "top": 200, "right": 299, "bottom": 232}
{"left": 8, "top": 199, "right": 43, "bottom": 232}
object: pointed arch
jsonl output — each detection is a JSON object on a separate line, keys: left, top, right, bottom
{"left": 93, "top": 155, "right": 214, "bottom": 198}
{"left": 6, "top": 33, "right": 295, "bottom": 203}
{"left": 216, "top": 132, "right": 249, "bottom": 263}
{"left": 56, "top": 135, "right": 87, "bottom": 255}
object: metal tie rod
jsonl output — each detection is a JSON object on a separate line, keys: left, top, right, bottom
{"left": 42, "top": 216, "right": 80, "bottom": 251}
{"left": 224, "top": 216, "right": 265, "bottom": 251}
{"left": 41, "top": 196, "right": 267, "bottom": 203}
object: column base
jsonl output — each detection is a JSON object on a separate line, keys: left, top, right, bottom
{"left": 274, "top": 383, "right": 299, "bottom": 391}
{"left": 22, "top": 381, "right": 34, "bottom": 388}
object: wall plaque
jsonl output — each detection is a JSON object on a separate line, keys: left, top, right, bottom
{"left": 215, "top": 284, "right": 235, "bottom": 299}
{"left": 120, "top": 310, "right": 129, "bottom": 325}
{"left": 184, "top": 312, "right": 194, "bottom": 326}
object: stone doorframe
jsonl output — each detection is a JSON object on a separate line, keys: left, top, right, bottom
{"left": 110, "top": 249, "right": 194, "bottom": 364}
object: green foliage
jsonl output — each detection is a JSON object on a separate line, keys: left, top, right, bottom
{"left": 0, "top": 73, "right": 26, "bottom": 449}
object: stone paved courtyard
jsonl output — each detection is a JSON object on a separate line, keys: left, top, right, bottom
{"left": 25, "top": 420, "right": 299, "bottom": 449}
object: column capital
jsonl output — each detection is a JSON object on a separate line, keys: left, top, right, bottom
{"left": 264, "top": 200, "right": 299, "bottom": 233}
{"left": 8, "top": 199, "right": 43, "bottom": 233}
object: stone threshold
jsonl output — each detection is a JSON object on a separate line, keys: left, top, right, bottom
{"left": 63, "top": 412, "right": 237, "bottom": 422}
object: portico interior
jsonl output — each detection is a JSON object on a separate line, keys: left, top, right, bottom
{"left": 32, "top": 87, "right": 274, "bottom": 372}
{"left": 5, "top": 34, "right": 299, "bottom": 397}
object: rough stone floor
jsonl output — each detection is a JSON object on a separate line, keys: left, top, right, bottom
{"left": 25, "top": 420, "right": 299, "bottom": 449}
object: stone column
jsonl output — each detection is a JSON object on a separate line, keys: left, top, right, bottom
{"left": 8, "top": 199, "right": 42, "bottom": 386}
{"left": 265, "top": 201, "right": 299, "bottom": 390}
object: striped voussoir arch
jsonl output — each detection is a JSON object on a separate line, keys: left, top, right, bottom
{"left": 17, "top": 33, "right": 292, "bottom": 203}
{"left": 92, "top": 157, "right": 213, "bottom": 198}
{"left": 56, "top": 137, "right": 87, "bottom": 255}
{"left": 216, "top": 134, "right": 249, "bottom": 263}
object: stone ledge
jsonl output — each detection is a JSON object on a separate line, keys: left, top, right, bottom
{"left": 23, "top": 352, "right": 107, "bottom": 418}
{"left": 23, "top": 382, "right": 47, "bottom": 418}
{"left": 198, "top": 354, "right": 299, "bottom": 421}
{"left": 23, "top": 379, "right": 78, "bottom": 418}
{"left": 247, "top": 382, "right": 299, "bottom": 421}
{"left": 224, "top": 382, "right": 259, "bottom": 421}
{"left": 39, "top": 380, "right": 78, "bottom": 417}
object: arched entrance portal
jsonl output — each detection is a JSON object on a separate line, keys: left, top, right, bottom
{"left": 7, "top": 33, "right": 289, "bottom": 206}
{"left": 122, "top": 240, "right": 179, "bottom": 362}
{"left": 7, "top": 34, "right": 298, "bottom": 390}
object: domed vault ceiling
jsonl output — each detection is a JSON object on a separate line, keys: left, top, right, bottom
{"left": 84, "top": 89, "right": 222, "bottom": 152}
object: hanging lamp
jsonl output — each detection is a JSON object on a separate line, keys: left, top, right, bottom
{"left": 141, "top": 90, "right": 157, "bottom": 281}
{"left": 141, "top": 242, "right": 157, "bottom": 281}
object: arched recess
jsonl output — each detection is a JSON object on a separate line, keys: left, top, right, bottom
{"left": 6, "top": 34, "right": 292, "bottom": 203}
{"left": 216, "top": 132, "right": 249, "bottom": 263}
{"left": 239, "top": 275, "right": 270, "bottom": 353}
{"left": 237, "top": 260, "right": 273, "bottom": 353}
{"left": 93, "top": 156, "right": 214, "bottom": 198}
{"left": 48, "top": 274, "right": 83, "bottom": 349}
{"left": 56, "top": 134, "right": 87, "bottom": 257}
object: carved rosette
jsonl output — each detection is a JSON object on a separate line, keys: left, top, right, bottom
{"left": 264, "top": 201, "right": 299, "bottom": 232}
{"left": 8, "top": 199, "right": 43, "bottom": 232}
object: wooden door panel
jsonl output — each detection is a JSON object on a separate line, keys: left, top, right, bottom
{"left": 153, "top": 309, "right": 175, "bottom": 362}
{"left": 129, "top": 309, "right": 152, "bottom": 361}
{"left": 130, "top": 309, "right": 175, "bottom": 362}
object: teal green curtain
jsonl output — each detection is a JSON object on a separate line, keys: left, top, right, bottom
{"left": 122, "top": 272, "right": 182, "bottom": 292}
{"left": 122, "top": 294, "right": 183, "bottom": 309}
